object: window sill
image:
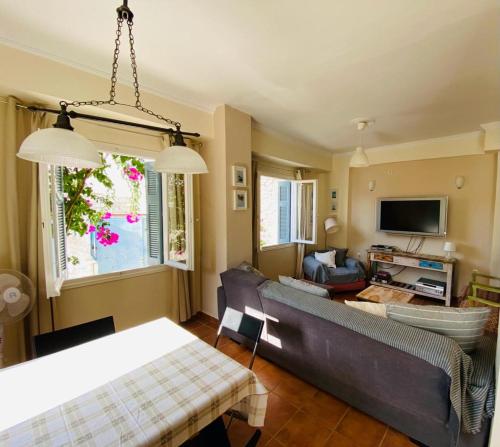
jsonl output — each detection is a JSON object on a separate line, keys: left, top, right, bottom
{"left": 260, "top": 243, "right": 295, "bottom": 252}
{"left": 62, "top": 265, "right": 169, "bottom": 290}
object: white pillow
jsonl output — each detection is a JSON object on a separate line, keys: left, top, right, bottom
{"left": 278, "top": 275, "right": 330, "bottom": 298}
{"left": 315, "top": 250, "right": 336, "bottom": 268}
{"left": 345, "top": 300, "right": 387, "bottom": 318}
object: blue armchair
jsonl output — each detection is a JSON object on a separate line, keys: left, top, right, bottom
{"left": 303, "top": 252, "right": 366, "bottom": 292}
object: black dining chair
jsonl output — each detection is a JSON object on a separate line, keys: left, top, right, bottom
{"left": 33, "top": 316, "right": 115, "bottom": 357}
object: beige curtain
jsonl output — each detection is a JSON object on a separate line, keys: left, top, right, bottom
{"left": 164, "top": 136, "right": 201, "bottom": 322}
{"left": 0, "top": 96, "right": 51, "bottom": 365}
{"left": 295, "top": 169, "right": 306, "bottom": 278}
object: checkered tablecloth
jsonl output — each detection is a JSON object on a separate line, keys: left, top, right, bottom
{"left": 0, "top": 322, "right": 268, "bottom": 446}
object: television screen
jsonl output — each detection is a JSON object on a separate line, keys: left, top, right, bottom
{"left": 377, "top": 197, "right": 447, "bottom": 236}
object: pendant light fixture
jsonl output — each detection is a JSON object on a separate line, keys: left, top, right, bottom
{"left": 17, "top": 0, "right": 208, "bottom": 175}
{"left": 17, "top": 104, "right": 102, "bottom": 168}
{"left": 349, "top": 118, "right": 374, "bottom": 168}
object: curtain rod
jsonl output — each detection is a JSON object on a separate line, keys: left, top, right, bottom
{"left": 13, "top": 103, "right": 201, "bottom": 138}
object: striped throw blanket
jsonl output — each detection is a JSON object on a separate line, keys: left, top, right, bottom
{"left": 259, "top": 281, "right": 496, "bottom": 442}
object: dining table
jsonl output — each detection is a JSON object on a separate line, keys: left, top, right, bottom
{"left": 0, "top": 317, "right": 268, "bottom": 446}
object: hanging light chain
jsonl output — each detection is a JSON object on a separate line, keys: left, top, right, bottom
{"left": 59, "top": 1, "right": 181, "bottom": 129}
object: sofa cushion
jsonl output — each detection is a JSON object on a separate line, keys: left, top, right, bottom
{"left": 386, "top": 303, "right": 491, "bottom": 353}
{"left": 328, "top": 247, "right": 348, "bottom": 267}
{"left": 279, "top": 275, "right": 330, "bottom": 298}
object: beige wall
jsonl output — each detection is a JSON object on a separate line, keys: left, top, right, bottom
{"left": 200, "top": 105, "right": 253, "bottom": 317}
{"left": 348, "top": 154, "right": 497, "bottom": 294}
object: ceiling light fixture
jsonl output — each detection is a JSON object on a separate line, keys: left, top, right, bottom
{"left": 349, "top": 118, "right": 374, "bottom": 168}
{"left": 17, "top": 0, "right": 207, "bottom": 174}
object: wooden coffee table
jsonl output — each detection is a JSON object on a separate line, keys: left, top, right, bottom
{"left": 356, "top": 285, "right": 414, "bottom": 304}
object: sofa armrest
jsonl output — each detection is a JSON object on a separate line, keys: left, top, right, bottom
{"left": 345, "top": 257, "right": 364, "bottom": 272}
{"left": 303, "top": 255, "right": 330, "bottom": 283}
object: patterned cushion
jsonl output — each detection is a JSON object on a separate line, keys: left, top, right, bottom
{"left": 236, "top": 261, "right": 266, "bottom": 277}
{"left": 278, "top": 275, "right": 330, "bottom": 298}
{"left": 345, "top": 300, "right": 387, "bottom": 318}
{"left": 386, "top": 303, "right": 491, "bottom": 353}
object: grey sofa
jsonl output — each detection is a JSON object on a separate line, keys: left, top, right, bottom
{"left": 217, "top": 268, "right": 491, "bottom": 447}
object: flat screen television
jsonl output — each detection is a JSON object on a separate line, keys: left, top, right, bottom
{"left": 376, "top": 197, "right": 448, "bottom": 237}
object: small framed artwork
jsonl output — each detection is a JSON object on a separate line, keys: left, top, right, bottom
{"left": 330, "top": 188, "right": 338, "bottom": 200}
{"left": 330, "top": 188, "right": 338, "bottom": 213}
{"left": 233, "top": 189, "right": 248, "bottom": 211}
{"left": 331, "top": 201, "right": 338, "bottom": 212}
{"left": 232, "top": 165, "right": 247, "bottom": 187}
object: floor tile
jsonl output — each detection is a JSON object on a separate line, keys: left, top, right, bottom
{"left": 217, "top": 339, "right": 248, "bottom": 358}
{"left": 255, "top": 362, "right": 294, "bottom": 391}
{"left": 336, "top": 408, "right": 387, "bottom": 447}
{"left": 264, "top": 438, "right": 285, "bottom": 447}
{"left": 274, "top": 410, "right": 332, "bottom": 447}
{"left": 186, "top": 324, "right": 216, "bottom": 339}
{"left": 300, "top": 389, "right": 349, "bottom": 429}
{"left": 381, "top": 428, "right": 418, "bottom": 447}
{"left": 324, "top": 430, "right": 363, "bottom": 447}
{"left": 261, "top": 392, "right": 298, "bottom": 438}
{"left": 273, "top": 371, "right": 318, "bottom": 408}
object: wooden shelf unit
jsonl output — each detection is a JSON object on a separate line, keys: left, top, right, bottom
{"left": 367, "top": 250, "right": 456, "bottom": 306}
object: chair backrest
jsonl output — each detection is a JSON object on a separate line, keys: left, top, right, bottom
{"left": 33, "top": 316, "right": 115, "bottom": 358}
{"left": 215, "top": 307, "right": 264, "bottom": 370}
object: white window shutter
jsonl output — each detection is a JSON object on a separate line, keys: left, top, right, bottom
{"left": 39, "top": 165, "right": 67, "bottom": 297}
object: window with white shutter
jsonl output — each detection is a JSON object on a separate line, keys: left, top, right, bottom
{"left": 39, "top": 150, "right": 195, "bottom": 286}
{"left": 260, "top": 176, "right": 317, "bottom": 248}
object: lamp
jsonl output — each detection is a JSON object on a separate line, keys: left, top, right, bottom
{"left": 155, "top": 127, "right": 208, "bottom": 174}
{"left": 324, "top": 217, "right": 339, "bottom": 247}
{"left": 17, "top": 1, "right": 207, "bottom": 174}
{"left": 455, "top": 176, "right": 465, "bottom": 190}
{"left": 443, "top": 241, "right": 456, "bottom": 259}
{"left": 350, "top": 147, "right": 370, "bottom": 168}
{"left": 349, "top": 119, "right": 373, "bottom": 168}
{"left": 17, "top": 105, "right": 102, "bottom": 168}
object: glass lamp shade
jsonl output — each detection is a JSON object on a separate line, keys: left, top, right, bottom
{"left": 349, "top": 146, "right": 370, "bottom": 168}
{"left": 324, "top": 217, "right": 339, "bottom": 234}
{"left": 17, "top": 128, "right": 102, "bottom": 169}
{"left": 154, "top": 144, "right": 208, "bottom": 174}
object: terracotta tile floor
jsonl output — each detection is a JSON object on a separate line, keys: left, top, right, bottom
{"left": 181, "top": 312, "right": 418, "bottom": 447}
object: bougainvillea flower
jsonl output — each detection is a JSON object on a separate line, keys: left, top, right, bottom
{"left": 102, "top": 212, "right": 112, "bottom": 220}
{"left": 86, "top": 225, "right": 96, "bottom": 234}
{"left": 96, "top": 226, "right": 119, "bottom": 246}
{"left": 124, "top": 167, "right": 143, "bottom": 182}
{"left": 126, "top": 214, "right": 140, "bottom": 224}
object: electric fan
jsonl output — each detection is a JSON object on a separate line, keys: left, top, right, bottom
{"left": 0, "top": 270, "right": 35, "bottom": 367}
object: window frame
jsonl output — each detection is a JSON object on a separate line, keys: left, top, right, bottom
{"left": 39, "top": 147, "right": 195, "bottom": 292}
{"left": 162, "top": 173, "right": 195, "bottom": 271}
{"left": 290, "top": 179, "right": 318, "bottom": 245}
{"left": 258, "top": 174, "right": 318, "bottom": 250}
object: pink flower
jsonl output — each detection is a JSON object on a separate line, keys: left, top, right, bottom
{"left": 96, "top": 227, "right": 119, "bottom": 246}
{"left": 86, "top": 225, "right": 96, "bottom": 234}
{"left": 85, "top": 199, "right": 93, "bottom": 207}
{"left": 124, "top": 167, "right": 143, "bottom": 182}
{"left": 126, "top": 214, "right": 140, "bottom": 224}
{"left": 102, "top": 212, "right": 112, "bottom": 220}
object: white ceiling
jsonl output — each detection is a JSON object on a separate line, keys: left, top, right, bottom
{"left": 0, "top": 0, "right": 499, "bottom": 151}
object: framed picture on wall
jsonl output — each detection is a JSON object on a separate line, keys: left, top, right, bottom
{"left": 232, "top": 165, "right": 247, "bottom": 187}
{"left": 330, "top": 188, "right": 338, "bottom": 213}
{"left": 233, "top": 189, "right": 248, "bottom": 210}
